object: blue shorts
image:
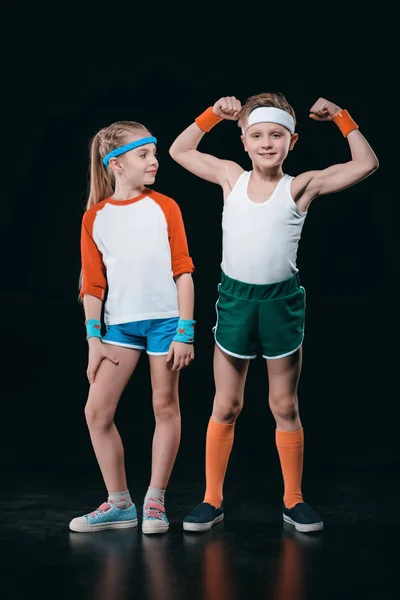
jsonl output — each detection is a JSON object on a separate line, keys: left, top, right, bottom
{"left": 102, "top": 317, "right": 179, "bottom": 355}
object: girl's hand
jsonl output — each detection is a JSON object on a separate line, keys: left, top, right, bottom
{"left": 166, "top": 341, "right": 195, "bottom": 371}
{"left": 212, "top": 96, "right": 242, "bottom": 121}
{"left": 309, "top": 97, "right": 342, "bottom": 121}
{"left": 87, "top": 338, "right": 119, "bottom": 384}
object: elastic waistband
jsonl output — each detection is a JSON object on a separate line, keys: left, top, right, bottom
{"left": 220, "top": 271, "right": 300, "bottom": 300}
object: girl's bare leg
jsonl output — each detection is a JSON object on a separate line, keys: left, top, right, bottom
{"left": 84, "top": 346, "right": 142, "bottom": 492}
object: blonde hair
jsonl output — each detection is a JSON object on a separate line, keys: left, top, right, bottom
{"left": 238, "top": 92, "right": 296, "bottom": 131}
{"left": 86, "top": 120, "right": 151, "bottom": 210}
{"left": 79, "top": 120, "right": 151, "bottom": 299}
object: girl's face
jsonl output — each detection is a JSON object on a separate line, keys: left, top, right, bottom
{"left": 111, "top": 134, "right": 159, "bottom": 186}
{"left": 241, "top": 122, "right": 298, "bottom": 169}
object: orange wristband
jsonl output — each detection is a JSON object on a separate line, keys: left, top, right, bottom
{"left": 333, "top": 109, "right": 359, "bottom": 137}
{"left": 195, "top": 107, "right": 223, "bottom": 132}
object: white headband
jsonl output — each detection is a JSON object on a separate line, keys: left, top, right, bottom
{"left": 242, "top": 107, "right": 295, "bottom": 135}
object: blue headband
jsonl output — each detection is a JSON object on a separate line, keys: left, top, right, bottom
{"left": 102, "top": 136, "right": 157, "bottom": 167}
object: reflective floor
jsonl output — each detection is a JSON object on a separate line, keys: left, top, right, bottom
{"left": 1, "top": 462, "right": 399, "bottom": 599}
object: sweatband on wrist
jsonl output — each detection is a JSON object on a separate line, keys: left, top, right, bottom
{"left": 86, "top": 319, "right": 102, "bottom": 340}
{"left": 333, "top": 110, "right": 358, "bottom": 137}
{"left": 173, "top": 319, "right": 196, "bottom": 343}
{"left": 195, "top": 107, "right": 223, "bottom": 132}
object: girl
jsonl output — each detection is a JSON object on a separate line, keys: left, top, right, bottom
{"left": 69, "top": 120, "right": 195, "bottom": 535}
{"left": 169, "top": 93, "right": 378, "bottom": 533}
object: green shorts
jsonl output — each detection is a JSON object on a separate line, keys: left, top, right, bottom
{"left": 213, "top": 271, "right": 306, "bottom": 360}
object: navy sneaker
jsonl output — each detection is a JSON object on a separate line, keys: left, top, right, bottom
{"left": 183, "top": 502, "right": 224, "bottom": 532}
{"left": 283, "top": 502, "right": 324, "bottom": 533}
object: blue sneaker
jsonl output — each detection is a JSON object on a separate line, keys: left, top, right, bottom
{"left": 183, "top": 502, "right": 224, "bottom": 532}
{"left": 142, "top": 498, "right": 169, "bottom": 534}
{"left": 69, "top": 502, "right": 138, "bottom": 533}
{"left": 283, "top": 502, "right": 324, "bottom": 533}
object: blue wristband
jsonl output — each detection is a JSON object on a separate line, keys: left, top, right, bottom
{"left": 86, "top": 319, "right": 102, "bottom": 340}
{"left": 173, "top": 319, "right": 195, "bottom": 343}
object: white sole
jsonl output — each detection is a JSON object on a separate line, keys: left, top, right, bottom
{"left": 283, "top": 514, "right": 324, "bottom": 532}
{"left": 183, "top": 513, "right": 224, "bottom": 532}
{"left": 142, "top": 521, "right": 169, "bottom": 535}
{"left": 69, "top": 518, "right": 138, "bottom": 533}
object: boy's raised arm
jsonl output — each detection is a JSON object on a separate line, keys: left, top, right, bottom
{"left": 169, "top": 97, "right": 242, "bottom": 186}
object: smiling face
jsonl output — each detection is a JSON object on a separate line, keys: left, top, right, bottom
{"left": 109, "top": 133, "right": 159, "bottom": 186}
{"left": 241, "top": 122, "right": 298, "bottom": 169}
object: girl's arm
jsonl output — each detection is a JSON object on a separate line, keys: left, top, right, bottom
{"left": 83, "top": 294, "right": 102, "bottom": 323}
{"left": 166, "top": 273, "right": 195, "bottom": 371}
{"left": 82, "top": 294, "right": 119, "bottom": 384}
{"left": 175, "top": 273, "right": 194, "bottom": 321}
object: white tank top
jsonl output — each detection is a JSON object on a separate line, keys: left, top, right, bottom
{"left": 221, "top": 171, "right": 307, "bottom": 284}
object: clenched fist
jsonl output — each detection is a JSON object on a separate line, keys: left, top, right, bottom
{"left": 212, "top": 96, "right": 242, "bottom": 121}
{"left": 309, "top": 98, "right": 343, "bottom": 121}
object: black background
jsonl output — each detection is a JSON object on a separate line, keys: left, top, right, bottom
{"left": 2, "top": 7, "right": 397, "bottom": 487}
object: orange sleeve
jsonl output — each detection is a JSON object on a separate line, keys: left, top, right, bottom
{"left": 80, "top": 209, "right": 107, "bottom": 300}
{"left": 168, "top": 200, "right": 194, "bottom": 277}
{"left": 151, "top": 192, "right": 194, "bottom": 277}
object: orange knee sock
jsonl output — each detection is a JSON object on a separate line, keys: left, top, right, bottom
{"left": 276, "top": 428, "right": 304, "bottom": 509}
{"left": 203, "top": 418, "right": 235, "bottom": 508}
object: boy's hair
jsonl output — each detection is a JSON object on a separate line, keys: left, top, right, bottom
{"left": 238, "top": 92, "right": 296, "bottom": 131}
{"left": 86, "top": 120, "right": 151, "bottom": 210}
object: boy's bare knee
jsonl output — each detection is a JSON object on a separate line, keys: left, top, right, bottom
{"left": 213, "top": 394, "right": 243, "bottom": 423}
{"left": 269, "top": 394, "right": 298, "bottom": 421}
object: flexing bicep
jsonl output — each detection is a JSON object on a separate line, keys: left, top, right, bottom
{"left": 171, "top": 148, "right": 236, "bottom": 186}
{"left": 306, "top": 161, "right": 376, "bottom": 199}
{"left": 169, "top": 120, "right": 241, "bottom": 187}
